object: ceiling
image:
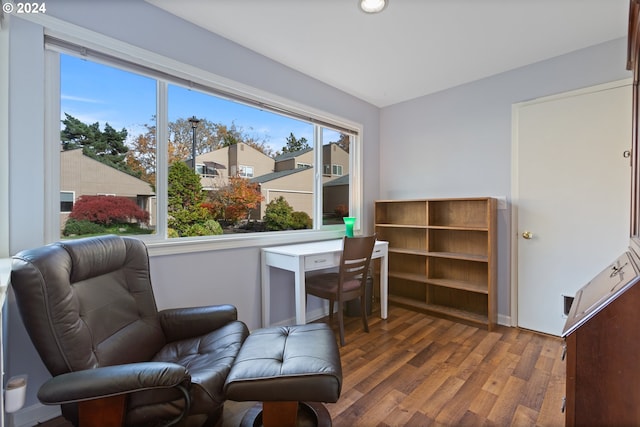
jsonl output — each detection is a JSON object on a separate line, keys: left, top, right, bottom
{"left": 146, "top": 0, "right": 629, "bottom": 108}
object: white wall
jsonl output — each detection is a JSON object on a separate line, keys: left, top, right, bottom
{"left": 379, "top": 37, "right": 631, "bottom": 319}
{"left": 5, "top": 1, "right": 379, "bottom": 422}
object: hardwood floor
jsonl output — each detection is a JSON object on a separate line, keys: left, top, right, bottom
{"left": 325, "top": 306, "right": 564, "bottom": 427}
{"left": 38, "top": 305, "right": 566, "bottom": 427}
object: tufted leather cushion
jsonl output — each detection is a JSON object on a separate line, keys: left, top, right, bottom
{"left": 151, "top": 321, "right": 248, "bottom": 413}
{"left": 224, "top": 323, "right": 342, "bottom": 403}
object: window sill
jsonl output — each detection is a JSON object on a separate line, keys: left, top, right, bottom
{"left": 145, "top": 228, "right": 346, "bottom": 257}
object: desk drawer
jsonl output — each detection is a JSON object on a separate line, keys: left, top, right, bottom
{"left": 305, "top": 253, "right": 339, "bottom": 270}
{"left": 372, "top": 246, "right": 385, "bottom": 258}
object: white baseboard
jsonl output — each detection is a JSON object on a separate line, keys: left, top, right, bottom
{"left": 6, "top": 402, "right": 60, "bottom": 427}
{"left": 497, "top": 313, "right": 512, "bottom": 327}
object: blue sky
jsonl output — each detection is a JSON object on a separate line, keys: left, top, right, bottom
{"left": 60, "top": 54, "right": 330, "bottom": 153}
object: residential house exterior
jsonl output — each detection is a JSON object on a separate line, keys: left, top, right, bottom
{"left": 194, "top": 142, "right": 274, "bottom": 190}
{"left": 251, "top": 167, "right": 314, "bottom": 219}
{"left": 192, "top": 141, "right": 350, "bottom": 221}
{"left": 321, "top": 143, "right": 350, "bottom": 218}
{"left": 323, "top": 174, "right": 349, "bottom": 218}
{"left": 60, "top": 149, "right": 156, "bottom": 229}
{"left": 274, "top": 147, "right": 313, "bottom": 172}
{"left": 228, "top": 142, "right": 274, "bottom": 179}
{"left": 322, "top": 143, "right": 349, "bottom": 183}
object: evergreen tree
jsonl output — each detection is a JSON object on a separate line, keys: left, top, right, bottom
{"left": 60, "top": 113, "right": 133, "bottom": 174}
{"left": 281, "top": 132, "right": 310, "bottom": 153}
{"left": 167, "top": 161, "right": 220, "bottom": 237}
{"left": 60, "top": 113, "right": 97, "bottom": 150}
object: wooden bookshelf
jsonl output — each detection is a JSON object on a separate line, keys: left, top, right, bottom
{"left": 375, "top": 198, "right": 497, "bottom": 330}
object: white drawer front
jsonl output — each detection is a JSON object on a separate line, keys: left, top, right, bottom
{"left": 304, "top": 253, "right": 339, "bottom": 270}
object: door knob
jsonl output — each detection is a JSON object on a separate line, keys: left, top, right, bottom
{"left": 522, "top": 231, "right": 533, "bottom": 240}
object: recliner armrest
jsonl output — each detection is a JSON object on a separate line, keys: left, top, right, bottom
{"left": 159, "top": 304, "right": 238, "bottom": 342}
{"left": 37, "top": 362, "right": 190, "bottom": 405}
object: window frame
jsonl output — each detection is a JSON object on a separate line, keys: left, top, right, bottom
{"left": 42, "top": 19, "right": 364, "bottom": 255}
{"left": 238, "top": 165, "right": 254, "bottom": 178}
{"left": 196, "top": 163, "right": 218, "bottom": 177}
{"left": 60, "top": 190, "right": 75, "bottom": 213}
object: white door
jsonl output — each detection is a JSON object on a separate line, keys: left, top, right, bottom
{"left": 514, "top": 80, "right": 632, "bottom": 336}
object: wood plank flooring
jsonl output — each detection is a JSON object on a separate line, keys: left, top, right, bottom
{"left": 38, "top": 305, "right": 566, "bottom": 427}
{"left": 227, "top": 305, "right": 566, "bottom": 427}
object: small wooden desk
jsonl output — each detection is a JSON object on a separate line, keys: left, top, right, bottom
{"left": 261, "top": 239, "right": 389, "bottom": 327}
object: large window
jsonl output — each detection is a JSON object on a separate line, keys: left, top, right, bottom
{"left": 59, "top": 54, "right": 156, "bottom": 238}
{"left": 50, "top": 38, "right": 360, "bottom": 243}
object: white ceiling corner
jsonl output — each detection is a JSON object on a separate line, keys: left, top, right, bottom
{"left": 146, "top": 0, "right": 629, "bottom": 108}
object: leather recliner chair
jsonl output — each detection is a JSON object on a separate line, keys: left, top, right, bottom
{"left": 10, "top": 235, "right": 250, "bottom": 427}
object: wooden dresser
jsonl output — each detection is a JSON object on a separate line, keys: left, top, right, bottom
{"left": 561, "top": 250, "right": 640, "bottom": 426}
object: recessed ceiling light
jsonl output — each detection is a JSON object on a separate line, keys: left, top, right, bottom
{"left": 360, "top": 0, "right": 387, "bottom": 14}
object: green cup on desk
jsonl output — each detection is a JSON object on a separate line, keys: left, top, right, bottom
{"left": 343, "top": 217, "right": 356, "bottom": 237}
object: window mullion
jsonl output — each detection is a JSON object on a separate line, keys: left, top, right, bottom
{"left": 44, "top": 49, "right": 61, "bottom": 244}
{"left": 350, "top": 133, "right": 362, "bottom": 234}
{"left": 314, "top": 125, "right": 323, "bottom": 229}
{"left": 155, "top": 80, "right": 169, "bottom": 238}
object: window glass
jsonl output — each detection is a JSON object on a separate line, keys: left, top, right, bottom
{"left": 59, "top": 54, "right": 156, "bottom": 238}
{"left": 167, "top": 84, "right": 316, "bottom": 237}
{"left": 321, "top": 128, "right": 351, "bottom": 225}
{"left": 239, "top": 165, "right": 254, "bottom": 178}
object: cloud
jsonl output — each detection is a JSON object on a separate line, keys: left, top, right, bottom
{"left": 61, "top": 94, "right": 104, "bottom": 104}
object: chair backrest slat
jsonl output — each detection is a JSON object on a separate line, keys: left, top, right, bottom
{"left": 338, "top": 235, "right": 376, "bottom": 298}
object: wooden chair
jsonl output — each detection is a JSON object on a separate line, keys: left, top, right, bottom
{"left": 306, "top": 235, "right": 376, "bottom": 346}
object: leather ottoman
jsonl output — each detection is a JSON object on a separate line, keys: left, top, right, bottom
{"left": 224, "top": 323, "right": 342, "bottom": 427}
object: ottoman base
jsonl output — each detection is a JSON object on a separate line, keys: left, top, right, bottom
{"left": 240, "top": 401, "right": 332, "bottom": 427}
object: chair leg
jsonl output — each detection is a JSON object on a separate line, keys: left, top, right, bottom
{"left": 360, "top": 294, "right": 369, "bottom": 333}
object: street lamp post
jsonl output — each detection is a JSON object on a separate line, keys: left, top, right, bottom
{"left": 188, "top": 116, "right": 201, "bottom": 171}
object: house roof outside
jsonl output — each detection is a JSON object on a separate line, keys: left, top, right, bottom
{"left": 250, "top": 167, "right": 308, "bottom": 184}
{"left": 324, "top": 174, "right": 349, "bottom": 187}
{"left": 274, "top": 147, "right": 313, "bottom": 162}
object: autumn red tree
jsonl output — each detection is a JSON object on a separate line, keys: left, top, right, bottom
{"left": 69, "top": 195, "right": 149, "bottom": 225}
{"left": 209, "top": 177, "right": 264, "bottom": 223}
